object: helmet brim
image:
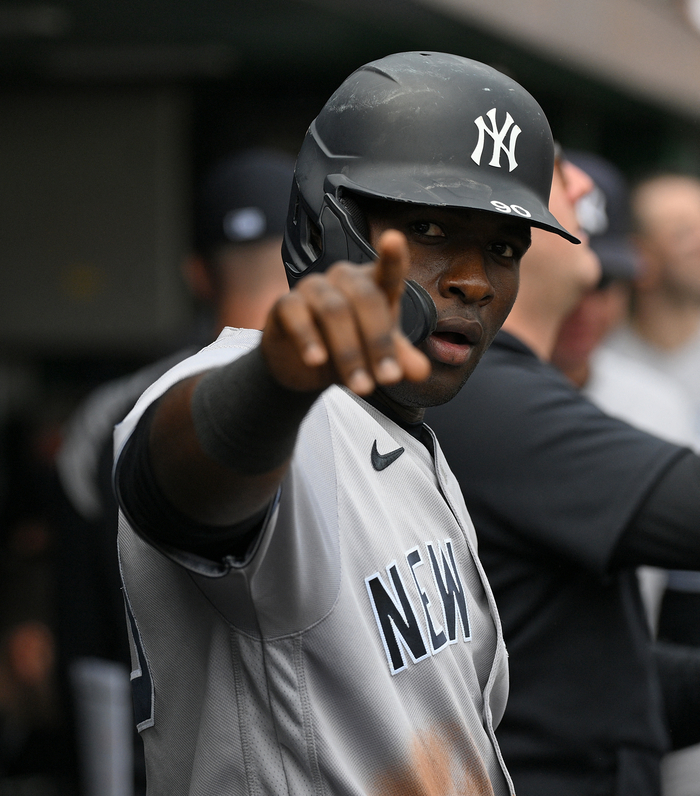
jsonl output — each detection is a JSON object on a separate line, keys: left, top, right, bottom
{"left": 326, "top": 169, "right": 580, "bottom": 245}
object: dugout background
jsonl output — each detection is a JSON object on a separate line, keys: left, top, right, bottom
{"left": 1, "top": 0, "right": 699, "bottom": 417}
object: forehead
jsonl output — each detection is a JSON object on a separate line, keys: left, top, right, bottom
{"left": 637, "top": 179, "right": 700, "bottom": 225}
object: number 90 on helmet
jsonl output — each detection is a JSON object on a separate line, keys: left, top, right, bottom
{"left": 282, "top": 50, "right": 578, "bottom": 285}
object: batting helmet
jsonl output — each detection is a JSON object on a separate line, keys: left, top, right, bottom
{"left": 283, "top": 51, "right": 577, "bottom": 341}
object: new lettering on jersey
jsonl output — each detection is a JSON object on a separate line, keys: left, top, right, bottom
{"left": 427, "top": 540, "right": 471, "bottom": 645}
{"left": 408, "top": 547, "right": 447, "bottom": 654}
{"left": 471, "top": 108, "right": 521, "bottom": 172}
{"left": 366, "top": 539, "right": 471, "bottom": 675}
{"left": 366, "top": 561, "right": 430, "bottom": 674}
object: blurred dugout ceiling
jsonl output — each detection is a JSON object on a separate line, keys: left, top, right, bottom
{"left": 0, "top": 0, "right": 698, "bottom": 166}
{"left": 1, "top": 0, "right": 699, "bottom": 360}
{"left": 0, "top": 0, "right": 698, "bottom": 114}
{"left": 0, "top": 2, "right": 697, "bottom": 148}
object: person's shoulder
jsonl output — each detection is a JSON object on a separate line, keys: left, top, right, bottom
{"left": 604, "top": 323, "right": 658, "bottom": 359}
{"left": 591, "top": 347, "right": 680, "bottom": 399}
{"left": 478, "top": 331, "right": 554, "bottom": 373}
{"left": 464, "top": 330, "right": 573, "bottom": 398}
{"left": 205, "top": 326, "right": 262, "bottom": 351}
{"left": 426, "top": 331, "right": 579, "bottom": 438}
{"left": 57, "top": 346, "right": 198, "bottom": 520}
{"left": 587, "top": 347, "right": 696, "bottom": 445}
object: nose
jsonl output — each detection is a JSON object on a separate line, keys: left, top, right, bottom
{"left": 437, "top": 249, "right": 494, "bottom": 306}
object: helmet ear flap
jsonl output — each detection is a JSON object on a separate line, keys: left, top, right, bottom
{"left": 283, "top": 184, "right": 376, "bottom": 283}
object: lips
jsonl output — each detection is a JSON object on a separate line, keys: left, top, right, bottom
{"left": 423, "top": 317, "right": 483, "bottom": 366}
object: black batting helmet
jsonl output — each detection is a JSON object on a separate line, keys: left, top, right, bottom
{"left": 283, "top": 50, "right": 577, "bottom": 285}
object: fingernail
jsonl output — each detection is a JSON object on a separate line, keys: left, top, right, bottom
{"left": 349, "top": 368, "right": 374, "bottom": 395}
{"left": 376, "top": 357, "right": 402, "bottom": 383}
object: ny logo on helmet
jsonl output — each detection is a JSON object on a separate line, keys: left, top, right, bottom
{"left": 471, "top": 108, "right": 521, "bottom": 172}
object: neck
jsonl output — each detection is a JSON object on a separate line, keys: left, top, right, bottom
{"left": 633, "top": 290, "right": 700, "bottom": 350}
{"left": 501, "top": 311, "right": 562, "bottom": 361}
{"left": 371, "top": 389, "right": 425, "bottom": 426}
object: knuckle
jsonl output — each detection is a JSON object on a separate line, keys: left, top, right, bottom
{"left": 297, "top": 273, "right": 326, "bottom": 298}
{"left": 370, "top": 330, "right": 394, "bottom": 352}
{"left": 333, "top": 346, "right": 363, "bottom": 371}
{"left": 316, "top": 290, "right": 349, "bottom": 317}
{"left": 278, "top": 289, "right": 306, "bottom": 309}
{"left": 272, "top": 292, "right": 299, "bottom": 323}
{"left": 349, "top": 276, "right": 380, "bottom": 302}
{"left": 282, "top": 312, "right": 310, "bottom": 337}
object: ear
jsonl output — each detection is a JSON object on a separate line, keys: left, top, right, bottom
{"left": 8, "top": 621, "right": 55, "bottom": 687}
{"left": 182, "top": 255, "right": 216, "bottom": 302}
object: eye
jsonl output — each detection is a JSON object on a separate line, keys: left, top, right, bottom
{"left": 410, "top": 220, "right": 446, "bottom": 238}
{"left": 487, "top": 242, "right": 516, "bottom": 258}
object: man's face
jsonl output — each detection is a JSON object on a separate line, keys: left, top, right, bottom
{"left": 519, "top": 161, "right": 601, "bottom": 317}
{"left": 362, "top": 200, "right": 530, "bottom": 408}
{"left": 635, "top": 178, "right": 700, "bottom": 302}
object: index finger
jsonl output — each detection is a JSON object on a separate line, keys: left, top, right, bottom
{"left": 373, "top": 229, "right": 410, "bottom": 310}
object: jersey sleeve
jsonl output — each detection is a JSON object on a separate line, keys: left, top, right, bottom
{"left": 112, "top": 328, "right": 266, "bottom": 563}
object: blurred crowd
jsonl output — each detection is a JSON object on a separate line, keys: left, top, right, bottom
{"left": 3, "top": 124, "right": 700, "bottom": 795}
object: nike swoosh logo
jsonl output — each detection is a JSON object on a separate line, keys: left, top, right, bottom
{"left": 371, "top": 440, "right": 405, "bottom": 471}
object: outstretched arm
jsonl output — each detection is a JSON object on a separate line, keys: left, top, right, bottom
{"left": 136, "top": 230, "right": 430, "bottom": 530}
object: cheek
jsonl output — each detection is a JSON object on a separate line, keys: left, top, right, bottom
{"left": 490, "top": 267, "right": 520, "bottom": 316}
{"left": 405, "top": 250, "right": 450, "bottom": 285}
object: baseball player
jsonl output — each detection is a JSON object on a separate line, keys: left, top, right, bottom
{"left": 114, "top": 52, "right": 576, "bottom": 795}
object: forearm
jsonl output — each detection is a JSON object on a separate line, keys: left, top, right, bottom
{"left": 120, "top": 233, "right": 423, "bottom": 532}
{"left": 148, "top": 345, "right": 321, "bottom": 526}
{"left": 612, "top": 451, "right": 700, "bottom": 570}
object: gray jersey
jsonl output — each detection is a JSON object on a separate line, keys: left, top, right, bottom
{"left": 115, "top": 328, "right": 513, "bottom": 796}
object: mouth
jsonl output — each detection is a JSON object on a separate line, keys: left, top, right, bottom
{"left": 434, "top": 330, "right": 469, "bottom": 345}
{"left": 423, "top": 318, "right": 483, "bottom": 366}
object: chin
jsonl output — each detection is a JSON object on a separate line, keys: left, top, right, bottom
{"left": 382, "top": 366, "right": 474, "bottom": 410}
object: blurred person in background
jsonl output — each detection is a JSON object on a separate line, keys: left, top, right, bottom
{"left": 551, "top": 154, "right": 700, "bottom": 796}
{"left": 606, "top": 173, "right": 700, "bottom": 449}
{"left": 54, "top": 148, "right": 293, "bottom": 796}
{"left": 427, "top": 151, "right": 700, "bottom": 796}
{"left": 552, "top": 152, "right": 695, "bottom": 450}
{"left": 551, "top": 151, "right": 696, "bottom": 632}
{"left": 604, "top": 173, "right": 700, "bottom": 795}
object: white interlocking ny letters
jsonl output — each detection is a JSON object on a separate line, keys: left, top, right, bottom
{"left": 471, "top": 108, "right": 521, "bottom": 172}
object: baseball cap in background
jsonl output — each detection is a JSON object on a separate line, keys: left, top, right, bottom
{"left": 565, "top": 149, "right": 640, "bottom": 281}
{"left": 194, "top": 148, "right": 295, "bottom": 255}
